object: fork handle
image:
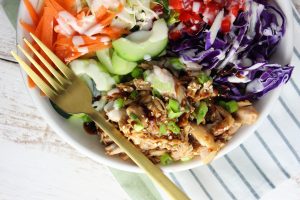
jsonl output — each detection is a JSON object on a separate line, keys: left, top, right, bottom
{"left": 88, "top": 111, "right": 190, "bottom": 200}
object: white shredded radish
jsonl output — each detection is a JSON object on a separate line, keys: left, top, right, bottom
{"left": 192, "top": 2, "right": 200, "bottom": 13}
{"left": 208, "top": 9, "right": 224, "bottom": 45}
{"left": 100, "top": 36, "right": 111, "bottom": 43}
{"left": 72, "top": 36, "right": 85, "bottom": 46}
{"left": 228, "top": 76, "right": 251, "bottom": 83}
{"left": 84, "top": 24, "right": 104, "bottom": 36}
{"left": 107, "top": 88, "right": 120, "bottom": 96}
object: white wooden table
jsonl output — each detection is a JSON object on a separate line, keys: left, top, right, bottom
{"left": 1, "top": 2, "right": 300, "bottom": 200}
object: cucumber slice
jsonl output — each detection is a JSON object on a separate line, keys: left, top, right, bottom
{"left": 70, "top": 59, "right": 115, "bottom": 91}
{"left": 112, "top": 19, "right": 168, "bottom": 62}
{"left": 96, "top": 49, "right": 137, "bottom": 75}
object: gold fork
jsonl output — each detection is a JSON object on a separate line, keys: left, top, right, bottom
{"left": 11, "top": 33, "right": 190, "bottom": 200}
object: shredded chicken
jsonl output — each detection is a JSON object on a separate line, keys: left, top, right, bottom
{"left": 90, "top": 65, "right": 259, "bottom": 164}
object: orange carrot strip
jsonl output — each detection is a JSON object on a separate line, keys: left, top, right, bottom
{"left": 34, "top": 14, "right": 44, "bottom": 38}
{"left": 28, "top": 76, "right": 36, "bottom": 88}
{"left": 20, "top": 20, "right": 36, "bottom": 33}
{"left": 56, "top": 0, "right": 77, "bottom": 15}
{"left": 41, "top": 7, "right": 55, "bottom": 49}
{"left": 23, "top": 0, "right": 39, "bottom": 25}
{"left": 65, "top": 52, "right": 84, "bottom": 62}
{"left": 95, "top": 6, "right": 107, "bottom": 21}
{"left": 44, "top": 0, "right": 64, "bottom": 14}
{"left": 101, "top": 27, "right": 128, "bottom": 39}
{"left": 80, "top": 42, "right": 111, "bottom": 52}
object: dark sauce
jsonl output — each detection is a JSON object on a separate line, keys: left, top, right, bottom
{"left": 83, "top": 121, "right": 98, "bottom": 135}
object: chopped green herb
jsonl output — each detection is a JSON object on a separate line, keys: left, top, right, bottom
{"left": 159, "top": 124, "right": 168, "bottom": 135}
{"left": 167, "top": 11, "right": 180, "bottom": 25}
{"left": 129, "top": 90, "right": 138, "bottom": 100}
{"left": 129, "top": 113, "right": 139, "bottom": 121}
{"left": 114, "top": 98, "right": 124, "bottom": 110}
{"left": 169, "top": 57, "right": 184, "bottom": 70}
{"left": 134, "top": 124, "right": 144, "bottom": 131}
{"left": 198, "top": 72, "right": 212, "bottom": 84}
{"left": 160, "top": 153, "right": 173, "bottom": 165}
{"left": 154, "top": 0, "right": 169, "bottom": 14}
{"left": 152, "top": 89, "right": 162, "bottom": 98}
{"left": 167, "top": 99, "right": 183, "bottom": 119}
{"left": 70, "top": 113, "right": 92, "bottom": 123}
{"left": 181, "top": 157, "right": 192, "bottom": 162}
{"left": 167, "top": 99, "right": 180, "bottom": 113}
{"left": 131, "top": 67, "right": 143, "bottom": 78}
{"left": 167, "top": 121, "right": 180, "bottom": 134}
{"left": 129, "top": 113, "right": 144, "bottom": 131}
{"left": 219, "top": 100, "right": 239, "bottom": 113}
{"left": 194, "top": 102, "right": 208, "bottom": 125}
{"left": 168, "top": 110, "right": 184, "bottom": 119}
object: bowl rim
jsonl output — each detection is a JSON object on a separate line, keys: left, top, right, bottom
{"left": 16, "top": 0, "right": 293, "bottom": 173}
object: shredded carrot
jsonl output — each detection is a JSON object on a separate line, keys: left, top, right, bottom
{"left": 41, "top": 7, "right": 55, "bottom": 49}
{"left": 95, "top": 6, "right": 107, "bottom": 21}
{"left": 22, "top": 0, "right": 128, "bottom": 68}
{"left": 28, "top": 77, "right": 35, "bottom": 88}
{"left": 23, "top": 0, "right": 39, "bottom": 25}
{"left": 20, "top": 20, "right": 36, "bottom": 33}
{"left": 102, "top": 27, "right": 128, "bottom": 39}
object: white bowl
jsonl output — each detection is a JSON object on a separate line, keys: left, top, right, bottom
{"left": 16, "top": 0, "right": 294, "bottom": 173}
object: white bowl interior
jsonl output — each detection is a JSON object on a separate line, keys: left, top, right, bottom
{"left": 17, "top": 0, "right": 293, "bottom": 173}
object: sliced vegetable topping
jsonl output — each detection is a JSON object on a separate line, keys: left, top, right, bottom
{"left": 160, "top": 153, "right": 173, "bottom": 165}
{"left": 114, "top": 98, "right": 125, "bottom": 110}
{"left": 159, "top": 123, "right": 168, "bottom": 135}
{"left": 167, "top": 121, "right": 180, "bottom": 134}
{"left": 167, "top": 99, "right": 183, "bottom": 119}
{"left": 218, "top": 100, "right": 239, "bottom": 113}
{"left": 194, "top": 102, "right": 208, "bottom": 125}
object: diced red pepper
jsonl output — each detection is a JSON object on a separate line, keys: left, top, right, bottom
{"left": 221, "top": 16, "right": 231, "bottom": 33}
{"left": 169, "top": 0, "right": 183, "bottom": 10}
{"left": 169, "top": 30, "right": 182, "bottom": 40}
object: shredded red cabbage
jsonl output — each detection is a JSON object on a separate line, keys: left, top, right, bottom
{"left": 168, "top": 0, "right": 294, "bottom": 100}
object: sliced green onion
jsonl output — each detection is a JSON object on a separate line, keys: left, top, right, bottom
{"left": 160, "top": 153, "right": 173, "bottom": 165}
{"left": 129, "top": 90, "right": 138, "bottom": 100}
{"left": 114, "top": 98, "right": 124, "bottom": 110}
{"left": 159, "top": 124, "right": 167, "bottom": 135}
{"left": 194, "top": 102, "right": 208, "bottom": 125}
{"left": 134, "top": 124, "right": 144, "bottom": 131}
{"left": 129, "top": 113, "right": 139, "bottom": 121}
{"left": 167, "top": 99, "right": 183, "bottom": 119}
{"left": 197, "top": 72, "right": 212, "bottom": 84}
{"left": 167, "top": 121, "right": 180, "bottom": 134}
{"left": 167, "top": 11, "right": 179, "bottom": 25}
{"left": 169, "top": 57, "right": 184, "bottom": 70}
{"left": 131, "top": 67, "right": 143, "bottom": 78}
{"left": 129, "top": 113, "right": 144, "bottom": 131}
{"left": 218, "top": 100, "right": 238, "bottom": 113}
{"left": 180, "top": 157, "right": 192, "bottom": 162}
{"left": 167, "top": 99, "right": 180, "bottom": 112}
{"left": 168, "top": 110, "right": 183, "bottom": 119}
{"left": 70, "top": 113, "right": 92, "bottom": 123}
{"left": 152, "top": 89, "right": 162, "bottom": 98}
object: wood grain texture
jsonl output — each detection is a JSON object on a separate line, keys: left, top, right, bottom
{"left": 0, "top": 5, "right": 16, "bottom": 62}
{"left": 0, "top": 5, "right": 129, "bottom": 199}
